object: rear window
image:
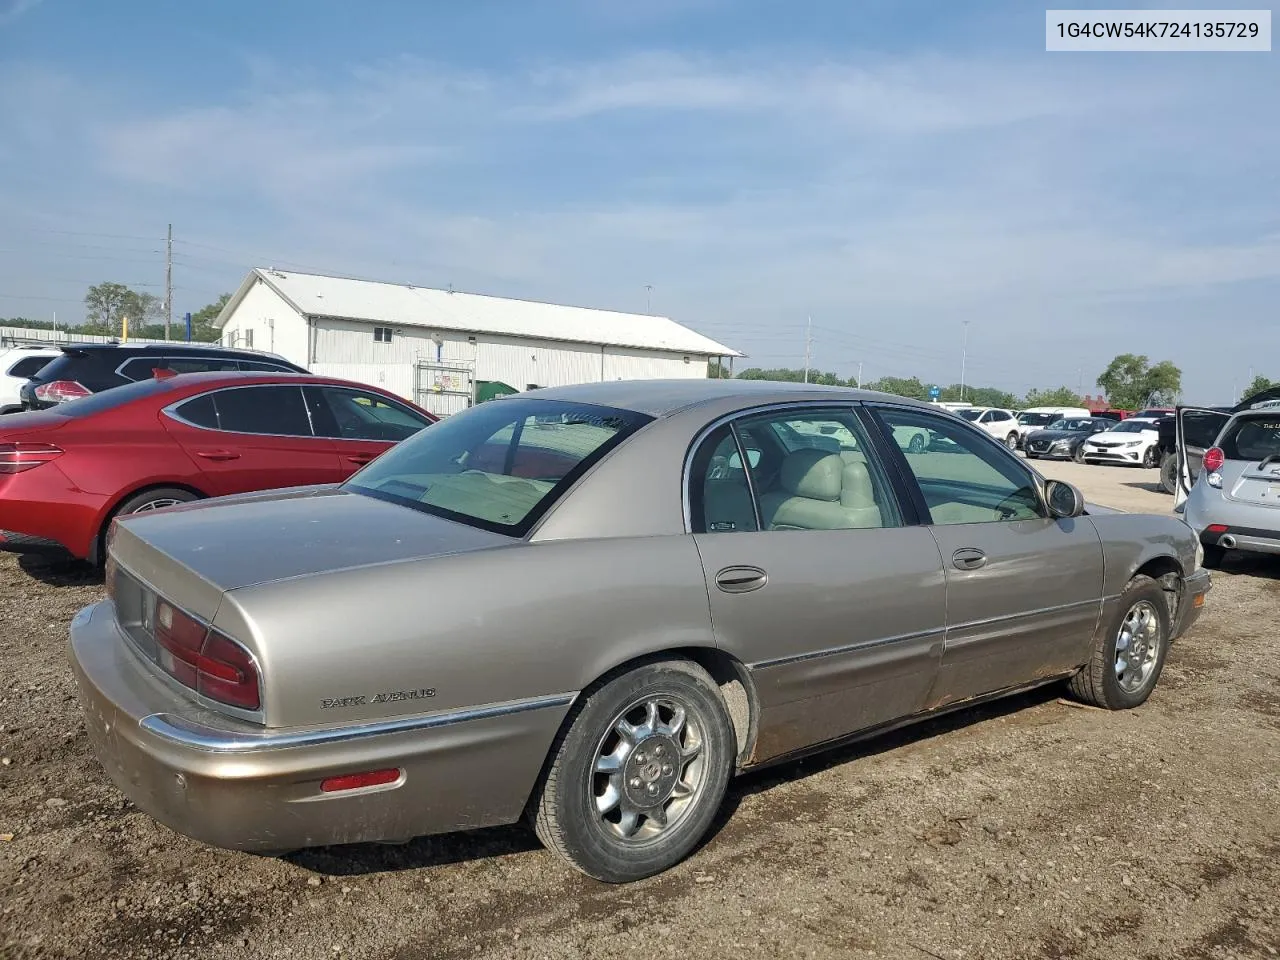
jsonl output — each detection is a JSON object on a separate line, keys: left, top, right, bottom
{"left": 1220, "top": 417, "right": 1280, "bottom": 462}
{"left": 5, "top": 355, "right": 54, "bottom": 378}
{"left": 1017, "top": 412, "right": 1058, "bottom": 426}
{"left": 50, "top": 377, "right": 178, "bottom": 416}
{"left": 345, "top": 398, "right": 651, "bottom": 536}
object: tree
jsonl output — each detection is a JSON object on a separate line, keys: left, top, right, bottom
{"left": 1243, "top": 375, "right": 1277, "bottom": 400}
{"left": 864, "top": 376, "right": 927, "bottom": 400}
{"left": 1022, "top": 386, "right": 1083, "bottom": 408}
{"left": 190, "top": 293, "right": 231, "bottom": 341}
{"left": 1096, "top": 354, "right": 1182, "bottom": 409}
{"left": 736, "top": 367, "right": 846, "bottom": 386}
{"left": 935, "top": 383, "right": 1018, "bottom": 408}
{"left": 83, "top": 282, "right": 159, "bottom": 338}
{"left": 707, "top": 359, "right": 730, "bottom": 379}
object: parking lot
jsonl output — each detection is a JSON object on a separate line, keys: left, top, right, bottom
{"left": 1, "top": 459, "right": 1277, "bottom": 960}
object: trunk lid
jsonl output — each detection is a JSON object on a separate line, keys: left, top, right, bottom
{"left": 1222, "top": 459, "right": 1280, "bottom": 508}
{"left": 0, "top": 410, "right": 70, "bottom": 437}
{"left": 110, "top": 485, "right": 513, "bottom": 619}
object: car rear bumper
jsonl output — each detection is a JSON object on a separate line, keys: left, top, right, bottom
{"left": 1198, "top": 524, "right": 1280, "bottom": 556}
{"left": 0, "top": 464, "right": 103, "bottom": 560}
{"left": 69, "top": 600, "right": 573, "bottom": 852}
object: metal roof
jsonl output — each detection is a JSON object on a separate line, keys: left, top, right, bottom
{"left": 217, "top": 269, "right": 742, "bottom": 358}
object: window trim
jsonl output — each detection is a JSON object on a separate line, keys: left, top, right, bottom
{"left": 373, "top": 326, "right": 393, "bottom": 344}
{"left": 162, "top": 384, "right": 318, "bottom": 439}
{"left": 864, "top": 401, "right": 1049, "bottom": 524}
{"left": 682, "top": 400, "right": 916, "bottom": 535}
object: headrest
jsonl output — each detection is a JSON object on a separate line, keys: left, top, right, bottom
{"left": 840, "top": 459, "right": 877, "bottom": 508}
{"left": 781, "top": 449, "right": 843, "bottom": 501}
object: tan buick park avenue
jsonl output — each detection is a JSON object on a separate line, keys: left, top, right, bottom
{"left": 70, "top": 380, "right": 1210, "bottom": 882}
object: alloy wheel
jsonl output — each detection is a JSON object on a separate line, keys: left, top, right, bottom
{"left": 1115, "top": 600, "right": 1161, "bottom": 693}
{"left": 130, "top": 498, "right": 186, "bottom": 513}
{"left": 591, "top": 695, "right": 706, "bottom": 841}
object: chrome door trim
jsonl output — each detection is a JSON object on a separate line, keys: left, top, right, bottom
{"left": 748, "top": 625, "right": 947, "bottom": 671}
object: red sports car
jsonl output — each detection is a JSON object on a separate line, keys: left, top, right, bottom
{"left": 0, "top": 372, "right": 437, "bottom": 563}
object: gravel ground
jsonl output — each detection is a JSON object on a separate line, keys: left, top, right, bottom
{"left": 1, "top": 459, "right": 1277, "bottom": 960}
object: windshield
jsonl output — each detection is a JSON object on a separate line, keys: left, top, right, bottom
{"left": 957, "top": 409, "right": 983, "bottom": 421}
{"left": 1049, "top": 418, "right": 1095, "bottom": 431}
{"left": 1110, "top": 419, "right": 1154, "bottom": 434}
{"left": 1220, "top": 416, "right": 1280, "bottom": 461}
{"left": 344, "top": 398, "right": 652, "bottom": 536}
{"left": 1017, "top": 412, "right": 1058, "bottom": 426}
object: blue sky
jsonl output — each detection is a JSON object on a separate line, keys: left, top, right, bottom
{"left": 1, "top": 0, "right": 1277, "bottom": 401}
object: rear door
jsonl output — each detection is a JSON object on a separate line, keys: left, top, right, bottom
{"left": 1174, "top": 407, "right": 1231, "bottom": 507}
{"left": 303, "top": 385, "right": 435, "bottom": 476}
{"left": 162, "top": 384, "right": 342, "bottom": 496}
{"left": 689, "top": 404, "right": 947, "bottom": 762}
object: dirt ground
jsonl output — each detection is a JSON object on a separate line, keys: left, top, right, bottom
{"left": 2, "top": 459, "right": 1277, "bottom": 960}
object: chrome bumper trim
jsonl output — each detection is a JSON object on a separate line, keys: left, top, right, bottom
{"left": 139, "top": 692, "right": 577, "bottom": 754}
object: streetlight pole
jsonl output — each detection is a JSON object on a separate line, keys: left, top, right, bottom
{"left": 960, "top": 321, "right": 970, "bottom": 402}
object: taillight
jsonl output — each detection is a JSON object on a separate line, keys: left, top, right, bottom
{"left": 321, "top": 769, "right": 402, "bottom": 793}
{"left": 0, "top": 442, "right": 64, "bottom": 474}
{"left": 154, "top": 600, "right": 260, "bottom": 711}
{"left": 1203, "top": 447, "right": 1225, "bottom": 474}
{"left": 33, "top": 380, "right": 91, "bottom": 403}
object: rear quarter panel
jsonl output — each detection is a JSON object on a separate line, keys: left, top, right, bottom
{"left": 215, "top": 534, "right": 716, "bottom": 728}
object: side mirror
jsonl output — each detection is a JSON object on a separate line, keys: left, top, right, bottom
{"left": 1045, "top": 479, "right": 1085, "bottom": 519}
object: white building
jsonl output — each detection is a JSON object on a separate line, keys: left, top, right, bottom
{"left": 215, "top": 269, "right": 741, "bottom": 415}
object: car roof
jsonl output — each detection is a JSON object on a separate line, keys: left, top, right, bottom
{"left": 59, "top": 341, "right": 292, "bottom": 362}
{"left": 524, "top": 378, "right": 937, "bottom": 418}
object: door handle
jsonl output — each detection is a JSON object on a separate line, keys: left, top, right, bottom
{"left": 345, "top": 454, "right": 374, "bottom": 466}
{"left": 952, "top": 548, "right": 987, "bottom": 571}
{"left": 195, "top": 450, "right": 240, "bottom": 461}
{"left": 714, "top": 566, "right": 768, "bottom": 594}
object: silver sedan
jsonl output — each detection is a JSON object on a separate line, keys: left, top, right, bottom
{"left": 70, "top": 380, "right": 1210, "bottom": 882}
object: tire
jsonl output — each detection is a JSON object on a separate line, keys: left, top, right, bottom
{"left": 1202, "top": 544, "right": 1226, "bottom": 569}
{"left": 1159, "top": 453, "right": 1177, "bottom": 495}
{"left": 1006, "top": 432, "right": 1019, "bottom": 450}
{"left": 532, "top": 658, "right": 734, "bottom": 883}
{"left": 1067, "top": 575, "right": 1171, "bottom": 710}
{"left": 1142, "top": 446, "right": 1159, "bottom": 469}
{"left": 98, "top": 487, "right": 200, "bottom": 563}
{"left": 1071, "top": 444, "right": 1085, "bottom": 464}
{"left": 908, "top": 433, "right": 926, "bottom": 454}
{"left": 1025, "top": 452, "right": 1038, "bottom": 460}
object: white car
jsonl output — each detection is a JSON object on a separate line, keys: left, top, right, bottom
{"left": 0, "top": 346, "right": 60, "bottom": 413}
{"left": 1013, "top": 406, "right": 1093, "bottom": 448}
{"left": 954, "top": 407, "right": 1020, "bottom": 448}
{"left": 1080, "top": 418, "right": 1161, "bottom": 468}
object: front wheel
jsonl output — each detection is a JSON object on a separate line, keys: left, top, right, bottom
{"left": 1067, "top": 575, "right": 1170, "bottom": 709}
{"left": 1072, "top": 443, "right": 1085, "bottom": 464}
{"left": 1006, "top": 432, "right": 1019, "bottom": 450}
{"left": 532, "top": 658, "right": 734, "bottom": 883}
{"left": 1142, "top": 446, "right": 1159, "bottom": 469}
{"left": 908, "top": 432, "right": 926, "bottom": 454}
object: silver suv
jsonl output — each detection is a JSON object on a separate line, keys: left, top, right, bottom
{"left": 1178, "top": 401, "right": 1280, "bottom": 567}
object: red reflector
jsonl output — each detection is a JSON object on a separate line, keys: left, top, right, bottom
{"left": 0, "top": 442, "right": 64, "bottom": 474}
{"left": 1206, "top": 524, "right": 1228, "bottom": 534}
{"left": 320, "top": 769, "right": 401, "bottom": 793}
{"left": 33, "top": 380, "right": 91, "bottom": 403}
{"left": 1203, "top": 447, "right": 1225, "bottom": 474}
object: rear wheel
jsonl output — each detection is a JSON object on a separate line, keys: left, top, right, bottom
{"left": 1159, "top": 453, "right": 1177, "bottom": 494}
{"left": 908, "top": 433, "right": 926, "bottom": 454}
{"left": 532, "top": 658, "right": 734, "bottom": 883}
{"left": 98, "top": 487, "right": 200, "bottom": 564}
{"left": 1071, "top": 443, "right": 1085, "bottom": 463}
{"left": 1068, "top": 575, "right": 1170, "bottom": 709}
{"left": 1006, "top": 432, "right": 1019, "bottom": 450}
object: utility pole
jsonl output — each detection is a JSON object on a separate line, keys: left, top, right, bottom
{"left": 164, "top": 223, "right": 173, "bottom": 341}
{"left": 1077, "top": 367, "right": 1083, "bottom": 397}
{"left": 960, "top": 321, "right": 970, "bottom": 402}
{"left": 856, "top": 361, "right": 864, "bottom": 389}
{"left": 803, "top": 316, "right": 813, "bottom": 384}
{"left": 644, "top": 284, "right": 652, "bottom": 313}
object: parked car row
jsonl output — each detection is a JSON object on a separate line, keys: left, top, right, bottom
{"left": 0, "top": 343, "right": 436, "bottom": 562}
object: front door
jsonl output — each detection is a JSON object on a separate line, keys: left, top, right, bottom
{"left": 303, "top": 384, "right": 436, "bottom": 477}
{"left": 872, "top": 406, "right": 1105, "bottom": 706}
{"left": 162, "top": 384, "right": 342, "bottom": 497}
{"left": 688, "top": 406, "right": 947, "bottom": 763}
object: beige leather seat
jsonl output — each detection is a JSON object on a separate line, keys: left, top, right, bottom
{"left": 759, "top": 449, "right": 884, "bottom": 530}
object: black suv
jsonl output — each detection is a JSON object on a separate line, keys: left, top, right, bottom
{"left": 20, "top": 342, "right": 309, "bottom": 410}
